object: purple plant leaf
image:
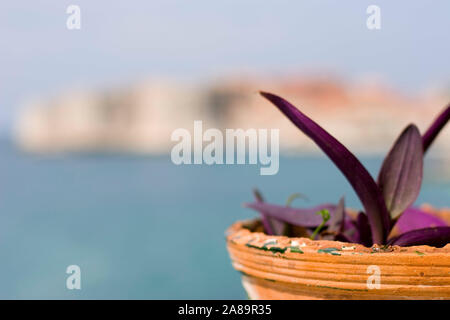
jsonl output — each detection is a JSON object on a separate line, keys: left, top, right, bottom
{"left": 422, "top": 104, "right": 450, "bottom": 153}
{"left": 355, "top": 212, "right": 373, "bottom": 247}
{"left": 252, "top": 188, "right": 286, "bottom": 235}
{"left": 388, "top": 227, "right": 450, "bottom": 247}
{"left": 252, "top": 188, "right": 274, "bottom": 235}
{"left": 395, "top": 207, "right": 447, "bottom": 234}
{"left": 244, "top": 202, "right": 336, "bottom": 228}
{"left": 260, "top": 92, "right": 390, "bottom": 244}
{"left": 252, "top": 188, "right": 264, "bottom": 202}
{"left": 334, "top": 233, "right": 352, "bottom": 243}
{"left": 328, "top": 197, "right": 346, "bottom": 233}
{"left": 377, "top": 124, "right": 423, "bottom": 220}
{"left": 342, "top": 218, "right": 360, "bottom": 242}
{"left": 270, "top": 219, "right": 287, "bottom": 235}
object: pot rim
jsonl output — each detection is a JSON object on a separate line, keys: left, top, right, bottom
{"left": 226, "top": 215, "right": 450, "bottom": 256}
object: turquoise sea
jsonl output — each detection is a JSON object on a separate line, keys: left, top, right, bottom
{"left": 0, "top": 141, "right": 448, "bottom": 299}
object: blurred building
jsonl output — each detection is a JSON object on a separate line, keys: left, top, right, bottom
{"left": 14, "top": 76, "right": 450, "bottom": 157}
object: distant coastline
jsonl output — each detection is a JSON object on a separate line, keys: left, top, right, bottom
{"left": 13, "top": 75, "right": 450, "bottom": 158}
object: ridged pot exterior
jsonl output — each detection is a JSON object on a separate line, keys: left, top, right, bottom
{"left": 226, "top": 212, "right": 450, "bottom": 300}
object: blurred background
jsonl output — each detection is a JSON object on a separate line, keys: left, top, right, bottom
{"left": 0, "top": 1, "right": 449, "bottom": 299}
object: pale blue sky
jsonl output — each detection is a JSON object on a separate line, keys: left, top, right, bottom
{"left": 1, "top": 0, "right": 449, "bottom": 134}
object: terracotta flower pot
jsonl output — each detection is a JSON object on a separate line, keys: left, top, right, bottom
{"left": 226, "top": 207, "right": 450, "bottom": 300}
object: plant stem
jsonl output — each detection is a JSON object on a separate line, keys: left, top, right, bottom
{"left": 310, "top": 209, "right": 330, "bottom": 240}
